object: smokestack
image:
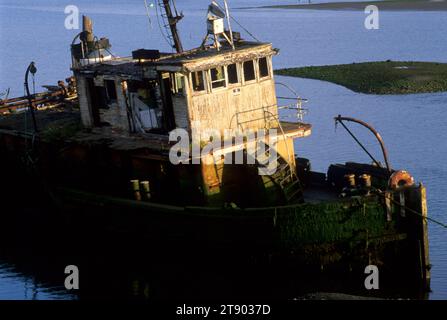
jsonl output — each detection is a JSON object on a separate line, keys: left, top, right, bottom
{"left": 82, "top": 15, "right": 94, "bottom": 43}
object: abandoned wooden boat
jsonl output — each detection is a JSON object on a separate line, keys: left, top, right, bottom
{"left": 0, "top": 1, "right": 430, "bottom": 296}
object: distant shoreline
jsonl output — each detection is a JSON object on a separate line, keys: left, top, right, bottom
{"left": 249, "top": 1, "right": 447, "bottom": 11}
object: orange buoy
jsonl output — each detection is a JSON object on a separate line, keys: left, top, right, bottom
{"left": 389, "top": 170, "right": 415, "bottom": 189}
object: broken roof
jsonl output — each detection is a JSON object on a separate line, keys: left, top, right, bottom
{"left": 76, "top": 41, "right": 276, "bottom": 75}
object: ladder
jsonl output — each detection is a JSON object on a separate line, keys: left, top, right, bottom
{"left": 254, "top": 140, "right": 303, "bottom": 204}
{"left": 229, "top": 104, "right": 304, "bottom": 204}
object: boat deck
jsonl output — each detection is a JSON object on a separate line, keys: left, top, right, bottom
{"left": 0, "top": 107, "right": 172, "bottom": 153}
{"left": 0, "top": 107, "right": 312, "bottom": 156}
{"left": 0, "top": 106, "right": 79, "bottom": 133}
{"left": 281, "top": 121, "right": 312, "bottom": 139}
{"left": 303, "top": 184, "right": 339, "bottom": 204}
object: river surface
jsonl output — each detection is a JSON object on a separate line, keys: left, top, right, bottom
{"left": 0, "top": 0, "right": 446, "bottom": 300}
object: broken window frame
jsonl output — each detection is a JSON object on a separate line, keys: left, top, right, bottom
{"left": 170, "top": 72, "right": 186, "bottom": 96}
{"left": 242, "top": 60, "right": 256, "bottom": 84}
{"left": 226, "top": 63, "right": 240, "bottom": 86}
{"left": 258, "top": 57, "right": 270, "bottom": 80}
{"left": 190, "top": 70, "right": 206, "bottom": 94}
{"left": 209, "top": 66, "right": 227, "bottom": 91}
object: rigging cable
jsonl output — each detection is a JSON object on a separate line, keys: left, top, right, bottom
{"left": 143, "top": 0, "right": 153, "bottom": 30}
{"left": 155, "top": 0, "right": 174, "bottom": 50}
{"left": 172, "top": 0, "right": 180, "bottom": 16}
{"left": 214, "top": 1, "right": 260, "bottom": 42}
{"left": 229, "top": 14, "right": 260, "bottom": 42}
{"left": 372, "top": 188, "right": 447, "bottom": 229}
{"left": 335, "top": 119, "right": 383, "bottom": 169}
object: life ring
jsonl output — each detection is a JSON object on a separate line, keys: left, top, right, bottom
{"left": 389, "top": 170, "right": 415, "bottom": 189}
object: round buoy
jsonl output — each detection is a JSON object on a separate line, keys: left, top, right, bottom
{"left": 389, "top": 170, "right": 415, "bottom": 189}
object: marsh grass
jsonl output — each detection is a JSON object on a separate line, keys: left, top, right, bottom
{"left": 276, "top": 61, "right": 447, "bottom": 94}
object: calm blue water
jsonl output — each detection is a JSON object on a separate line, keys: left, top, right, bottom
{"left": 0, "top": 0, "right": 446, "bottom": 300}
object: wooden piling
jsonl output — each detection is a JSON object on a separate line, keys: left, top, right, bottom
{"left": 418, "top": 184, "right": 431, "bottom": 289}
{"left": 405, "top": 184, "right": 431, "bottom": 290}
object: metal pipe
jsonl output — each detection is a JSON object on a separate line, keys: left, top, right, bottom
{"left": 70, "top": 32, "right": 84, "bottom": 67}
{"left": 335, "top": 115, "right": 391, "bottom": 173}
{"left": 24, "top": 62, "right": 38, "bottom": 133}
{"left": 82, "top": 15, "right": 94, "bottom": 43}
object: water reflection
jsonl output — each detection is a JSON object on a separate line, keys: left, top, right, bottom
{"left": 0, "top": 188, "right": 435, "bottom": 300}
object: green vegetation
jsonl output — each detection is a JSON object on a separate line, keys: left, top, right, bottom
{"left": 276, "top": 198, "right": 392, "bottom": 247}
{"left": 275, "top": 61, "right": 447, "bottom": 94}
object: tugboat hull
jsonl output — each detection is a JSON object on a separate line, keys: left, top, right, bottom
{"left": 0, "top": 129, "right": 430, "bottom": 297}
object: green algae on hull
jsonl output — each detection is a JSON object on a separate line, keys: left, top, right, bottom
{"left": 275, "top": 61, "right": 447, "bottom": 94}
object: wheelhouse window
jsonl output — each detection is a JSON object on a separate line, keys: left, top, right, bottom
{"left": 227, "top": 63, "right": 239, "bottom": 84}
{"left": 170, "top": 73, "right": 185, "bottom": 95}
{"left": 191, "top": 71, "right": 205, "bottom": 92}
{"left": 243, "top": 60, "right": 256, "bottom": 82}
{"left": 210, "top": 66, "right": 226, "bottom": 89}
{"left": 259, "top": 57, "right": 270, "bottom": 78}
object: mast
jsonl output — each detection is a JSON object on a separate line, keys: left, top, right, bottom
{"left": 161, "top": 0, "right": 183, "bottom": 53}
{"left": 223, "top": 0, "right": 235, "bottom": 50}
